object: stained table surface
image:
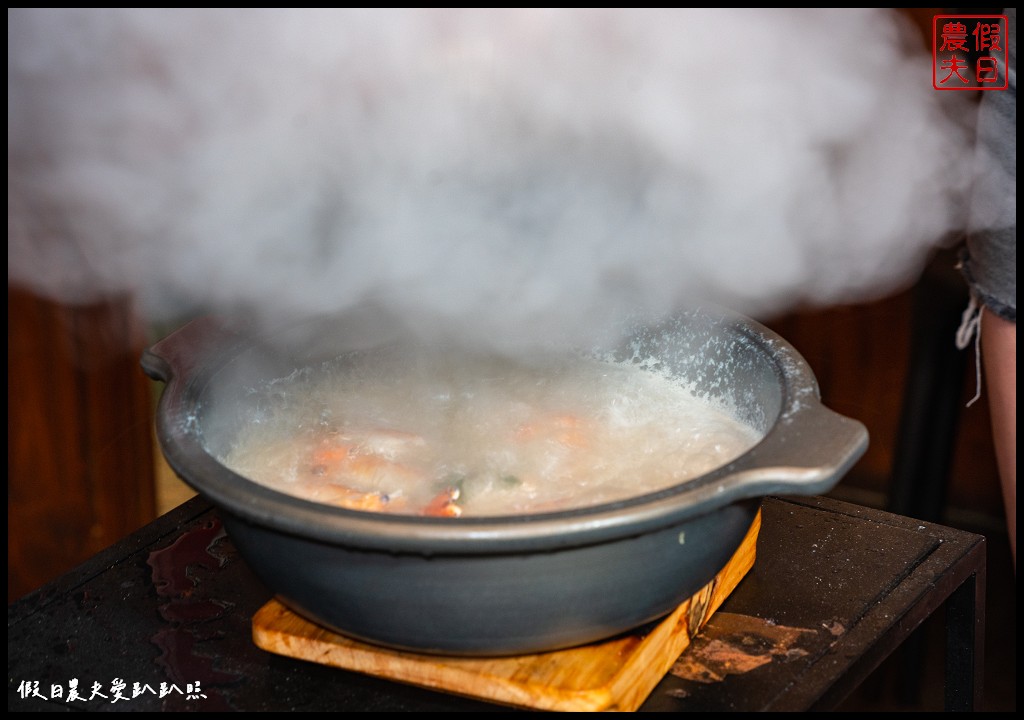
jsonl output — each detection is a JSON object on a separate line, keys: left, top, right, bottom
{"left": 8, "top": 495, "right": 985, "bottom": 712}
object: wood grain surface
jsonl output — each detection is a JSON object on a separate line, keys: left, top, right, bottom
{"left": 252, "top": 510, "right": 760, "bottom": 711}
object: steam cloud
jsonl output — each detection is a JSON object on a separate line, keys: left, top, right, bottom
{"left": 8, "top": 9, "right": 981, "bottom": 350}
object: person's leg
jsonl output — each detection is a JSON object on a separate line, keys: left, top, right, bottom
{"left": 982, "top": 308, "right": 1016, "bottom": 569}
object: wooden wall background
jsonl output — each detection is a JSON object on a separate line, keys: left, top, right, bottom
{"left": 8, "top": 287, "right": 157, "bottom": 602}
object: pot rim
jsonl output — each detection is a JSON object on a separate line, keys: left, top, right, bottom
{"left": 143, "top": 309, "right": 867, "bottom": 554}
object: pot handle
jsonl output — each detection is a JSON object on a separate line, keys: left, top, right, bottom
{"left": 141, "top": 316, "right": 244, "bottom": 384}
{"left": 715, "top": 402, "right": 869, "bottom": 499}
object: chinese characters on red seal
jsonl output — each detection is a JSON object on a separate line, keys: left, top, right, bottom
{"left": 933, "top": 15, "right": 1009, "bottom": 90}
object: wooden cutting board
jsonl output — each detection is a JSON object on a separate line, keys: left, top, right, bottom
{"left": 252, "top": 510, "right": 759, "bottom": 712}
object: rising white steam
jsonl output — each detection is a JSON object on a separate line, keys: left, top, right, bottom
{"left": 8, "top": 8, "right": 978, "bottom": 349}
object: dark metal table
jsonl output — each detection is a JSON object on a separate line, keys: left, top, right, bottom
{"left": 8, "top": 495, "right": 985, "bottom": 712}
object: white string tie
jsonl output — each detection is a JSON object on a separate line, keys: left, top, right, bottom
{"left": 955, "top": 294, "right": 984, "bottom": 407}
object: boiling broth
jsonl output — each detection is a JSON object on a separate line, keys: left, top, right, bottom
{"left": 220, "top": 345, "right": 760, "bottom": 517}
